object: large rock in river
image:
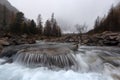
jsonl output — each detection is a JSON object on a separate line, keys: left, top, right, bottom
{"left": 0, "top": 43, "right": 78, "bottom": 69}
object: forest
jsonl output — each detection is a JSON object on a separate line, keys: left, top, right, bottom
{"left": 0, "top": 4, "right": 62, "bottom": 37}
{"left": 0, "top": 2, "right": 120, "bottom": 37}
{"left": 88, "top": 3, "right": 120, "bottom": 34}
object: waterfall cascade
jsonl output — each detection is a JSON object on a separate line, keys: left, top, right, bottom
{"left": 14, "top": 47, "right": 78, "bottom": 70}
{"left": 0, "top": 43, "right": 120, "bottom": 80}
{"left": 0, "top": 43, "right": 79, "bottom": 70}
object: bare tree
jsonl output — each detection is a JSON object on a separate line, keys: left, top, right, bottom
{"left": 75, "top": 24, "right": 87, "bottom": 43}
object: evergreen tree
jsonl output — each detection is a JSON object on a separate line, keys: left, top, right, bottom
{"left": 29, "top": 20, "right": 36, "bottom": 34}
{"left": 50, "top": 13, "right": 62, "bottom": 37}
{"left": 94, "top": 16, "right": 101, "bottom": 28}
{"left": 44, "top": 20, "right": 52, "bottom": 37}
{"left": 89, "top": 3, "right": 120, "bottom": 34}
{"left": 37, "top": 14, "right": 43, "bottom": 35}
{"left": 52, "top": 21, "right": 62, "bottom": 37}
{"left": 52, "top": 21, "right": 57, "bottom": 36}
{"left": 43, "top": 13, "right": 62, "bottom": 37}
{"left": 57, "top": 25, "right": 62, "bottom": 37}
{"left": 21, "top": 22, "right": 30, "bottom": 34}
{"left": 51, "top": 13, "right": 55, "bottom": 28}
{"left": 10, "top": 12, "right": 24, "bottom": 33}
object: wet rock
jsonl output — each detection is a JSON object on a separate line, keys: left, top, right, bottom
{"left": 0, "top": 45, "right": 3, "bottom": 54}
{"left": 112, "top": 74, "right": 120, "bottom": 80}
{"left": 0, "top": 43, "right": 78, "bottom": 69}
{"left": 1, "top": 58, "right": 13, "bottom": 64}
{"left": 0, "top": 39, "right": 10, "bottom": 46}
{"left": 0, "top": 43, "right": 78, "bottom": 58}
{"left": 86, "top": 31, "right": 120, "bottom": 46}
{"left": 21, "top": 34, "right": 28, "bottom": 38}
{"left": 9, "top": 37, "right": 36, "bottom": 45}
{"left": 15, "top": 47, "right": 77, "bottom": 69}
{"left": 103, "top": 40, "right": 119, "bottom": 46}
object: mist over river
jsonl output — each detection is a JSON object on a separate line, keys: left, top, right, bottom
{"left": 0, "top": 45, "right": 120, "bottom": 80}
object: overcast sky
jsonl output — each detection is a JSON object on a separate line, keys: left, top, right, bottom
{"left": 8, "top": 0, "right": 119, "bottom": 32}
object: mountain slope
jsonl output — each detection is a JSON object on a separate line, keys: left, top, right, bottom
{"left": 88, "top": 2, "right": 120, "bottom": 34}
{"left": 0, "top": 0, "right": 18, "bottom": 12}
{"left": 0, "top": 0, "right": 18, "bottom": 29}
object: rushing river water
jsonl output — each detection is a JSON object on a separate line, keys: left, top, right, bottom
{"left": 0, "top": 45, "right": 120, "bottom": 80}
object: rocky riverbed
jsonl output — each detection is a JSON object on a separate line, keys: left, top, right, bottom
{"left": 0, "top": 31, "right": 120, "bottom": 54}
{"left": 45, "top": 31, "right": 120, "bottom": 47}
{"left": 84, "top": 31, "right": 120, "bottom": 46}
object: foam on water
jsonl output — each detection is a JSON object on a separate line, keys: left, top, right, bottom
{"left": 0, "top": 45, "right": 120, "bottom": 80}
{"left": 0, "top": 62, "right": 113, "bottom": 80}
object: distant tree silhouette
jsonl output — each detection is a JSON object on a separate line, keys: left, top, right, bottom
{"left": 29, "top": 20, "right": 36, "bottom": 34}
{"left": 50, "top": 13, "right": 62, "bottom": 37}
{"left": 37, "top": 14, "right": 43, "bottom": 35}
{"left": 94, "top": 16, "right": 101, "bottom": 29}
{"left": 43, "top": 13, "right": 62, "bottom": 37}
{"left": 51, "top": 13, "right": 55, "bottom": 28}
{"left": 44, "top": 20, "right": 52, "bottom": 37}
{"left": 52, "top": 20, "right": 62, "bottom": 37}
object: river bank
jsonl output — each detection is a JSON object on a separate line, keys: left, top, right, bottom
{"left": 44, "top": 31, "right": 120, "bottom": 47}
{"left": 0, "top": 31, "right": 120, "bottom": 53}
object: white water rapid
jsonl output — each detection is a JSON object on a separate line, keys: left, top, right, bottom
{"left": 0, "top": 46, "right": 120, "bottom": 80}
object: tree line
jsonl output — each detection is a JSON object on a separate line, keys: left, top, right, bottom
{"left": 10, "top": 12, "right": 62, "bottom": 37}
{"left": 88, "top": 2, "right": 120, "bottom": 34}
{"left": 0, "top": 5, "right": 62, "bottom": 37}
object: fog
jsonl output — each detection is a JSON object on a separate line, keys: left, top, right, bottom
{"left": 8, "top": 0, "right": 119, "bottom": 33}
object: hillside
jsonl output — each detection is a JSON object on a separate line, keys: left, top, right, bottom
{"left": 0, "top": 0, "right": 18, "bottom": 12}
{"left": 0, "top": 0, "right": 18, "bottom": 30}
{"left": 88, "top": 2, "right": 120, "bottom": 34}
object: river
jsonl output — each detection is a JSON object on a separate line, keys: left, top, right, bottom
{"left": 0, "top": 45, "right": 120, "bottom": 80}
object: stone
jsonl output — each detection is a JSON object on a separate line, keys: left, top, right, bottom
{"left": 0, "top": 39, "right": 10, "bottom": 46}
{"left": 0, "top": 43, "right": 78, "bottom": 58}
{"left": 21, "top": 34, "right": 28, "bottom": 38}
{"left": 0, "top": 43, "right": 78, "bottom": 69}
{"left": 85, "top": 32, "right": 120, "bottom": 46}
{"left": 0, "top": 45, "right": 3, "bottom": 54}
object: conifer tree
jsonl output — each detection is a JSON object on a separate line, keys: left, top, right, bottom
{"left": 37, "top": 14, "right": 43, "bottom": 35}
{"left": 10, "top": 12, "right": 24, "bottom": 33}
{"left": 44, "top": 20, "right": 52, "bottom": 37}
{"left": 29, "top": 20, "right": 36, "bottom": 34}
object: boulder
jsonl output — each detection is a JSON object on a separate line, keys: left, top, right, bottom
{"left": 0, "top": 45, "right": 3, "bottom": 54}
{"left": 0, "top": 43, "right": 78, "bottom": 58}
{"left": 85, "top": 32, "right": 120, "bottom": 46}
{"left": 0, "top": 39, "right": 10, "bottom": 46}
{"left": 0, "top": 43, "right": 78, "bottom": 69}
{"left": 14, "top": 47, "right": 77, "bottom": 69}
